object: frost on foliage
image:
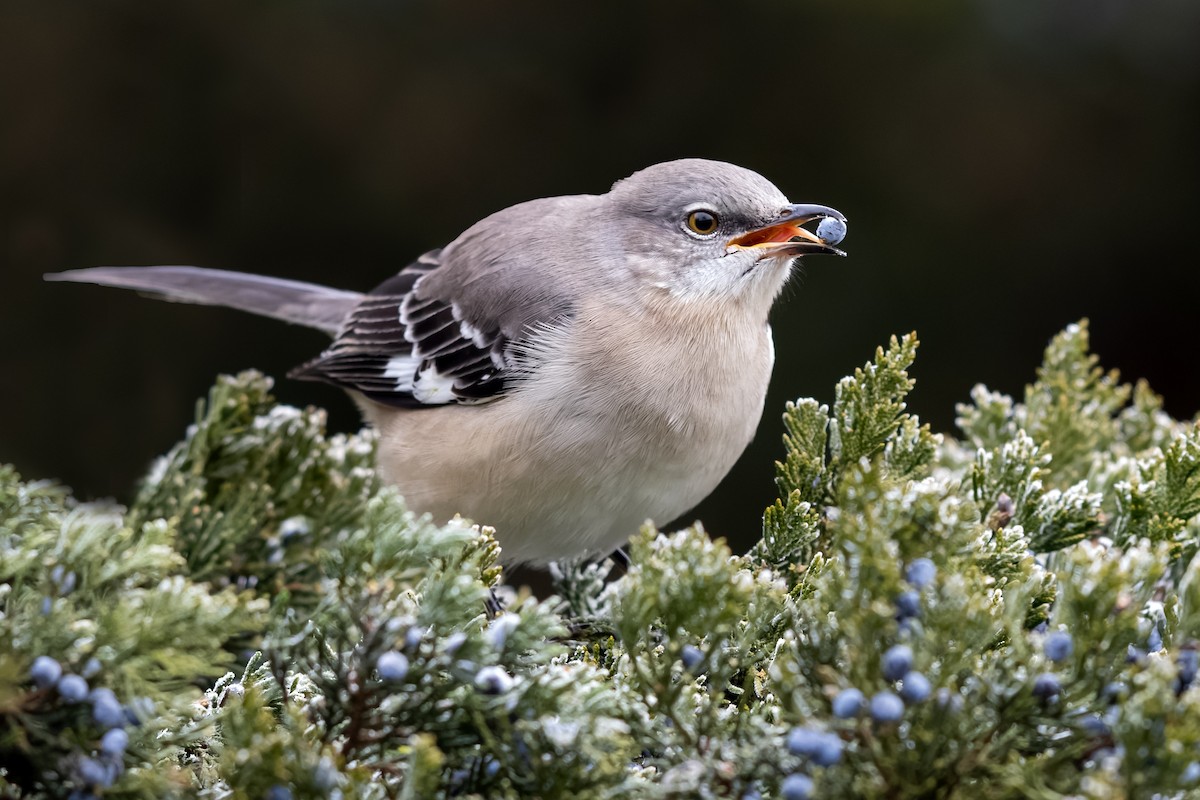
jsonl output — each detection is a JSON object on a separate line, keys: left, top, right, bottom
{"left": 1022, "top": 321, "right": 1131, "bottom": 483}
{"left": 1111, "top": 424, "right": 1200, "bottom": 557}
{"left": 549, "top": 555, "right": 620, "bottom": 627}
{"left": 959, "top": 320, "right": 1180, "bottom": 488}
{"left": 615, "top": 525, "right": 752, "bottom": 665}
{"left": 960, "top": 320, "right": 1199, "bottom": 557}
{"left": 774, "top": 398, "right": 830, "bottom": 505}
{"left": 829, "top": 333, "right": 937, "bottom": 483}
{"left": 971, "top": 431, "right": 1101, "bottom": 552}
{"left": 755, "top": 334, "right": 937, "bottom": 574}
{"left": 6, "top": 325, "right": 1200, "bottom": 799}
{"left": 0, "top": 463, "right": 265, "bottom": 797}
{"left": 130, "top": 371, "right": 380, "bottom": 590}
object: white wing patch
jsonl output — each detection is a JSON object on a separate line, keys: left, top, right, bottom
{"left": 289, "top": 248, "right": 545, "bottom": 407}
{"left": 383, "top": 355, "right": 418, "bottom": 390}
{"left": 412, "top": 363, "right": 457, "bottom": 403}
{"left": 458, "top": 317, "right": 492, "bottom": 349}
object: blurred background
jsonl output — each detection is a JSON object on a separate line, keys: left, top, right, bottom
{"left": 3, "top": 0, "right": 1199, "bottom": 559}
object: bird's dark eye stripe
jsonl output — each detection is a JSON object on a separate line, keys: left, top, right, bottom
{"left": 686, "top": 210, "right": 719, "bottom": 235}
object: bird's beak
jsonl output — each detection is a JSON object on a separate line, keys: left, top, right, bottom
{"left": 727, "top": 203, "right": 847, "bottom": 257}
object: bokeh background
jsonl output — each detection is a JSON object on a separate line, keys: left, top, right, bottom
{"left": 3, "top": 0, "right": 1199, "bottom": 560}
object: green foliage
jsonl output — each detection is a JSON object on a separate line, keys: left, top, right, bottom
{"left": 1110, "top": 425, "right": 1200, "bottom": 559}
{"left": 0, "top": 463, "right": 265, "bottom": 796}
{"left": 755, "top": 334, "right": 938, "bottom": 574}
{"left": 774, "top": 399, "right": 829, "bottom": 504}
{"left": 129, "top": 372, "right": 380, "bottom": 594}
{"left": 4, "top": 323, "right": 1200, "bottom": 798}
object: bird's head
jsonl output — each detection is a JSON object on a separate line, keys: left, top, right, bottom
{"left": 605, "top": 158, "right": 846, "bottom": 312}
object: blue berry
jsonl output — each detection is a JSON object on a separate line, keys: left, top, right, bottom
{"left": 265, "top": 786, "right": 293, "bottom": 800}
{"left": 1044, "top": 631, "right": 1074, "bottom": 662}
{"left": 780, "top": 772, "right": 814, "bottom": 800}
{"left": 1079, "top": 714, "right": 1109, "bottom": 738}
{"left": 1127, "top": 645, "right": 1146, "bottom": 664}
{"left": 870, "top": 691, "right": 905, "bottom": 722}
{"left": 77, "top": 756, "right": 115, "bottom": 788}
{"left": 57, "top": 674, "right": 89, "bottom": 702}
{"left": 313, "top": 757, "right": 338, "bottom": 790}
{"left": 100, "top": 728, "right": 129, "bottom": 757}
{"left": 31, "top": 656, "right": 62, "bottom": 688}
{"left": 1183, "top": 761, "right": 1200, "bottom": 784}
{"left": 813, "top": 735, "right": 843, "bottom": 766}
{"left": 831, "top": 687, "right": 866, "bottom": 718}
{"left": 905, "top": 558, "right": 936, "bottom": 588}
{"left": 741, "top": 790, "right": 762, "bottom": 800}
{"left": 786, "top": 726, "right": 843, "bottom": 766}
{"left": 81, "top": 658, "right": 102, "bottom": 678}
{"left": 58, "top": 570, "right": 77, "bottom": 595}
{"left": 1032, "top": 672, "right": 1061, "bottom": 700}
{"left": 681, "top": 645, "right": 704, "bottom": 671}
{"left": 881, "top": 645, "right": 913, "bottom": 681}
{"left": 405, "top": 626, "right": 425, "bottom": 650}
{"left": 1148, "top": 624, "right": 1164, "bottom": 653}
{"left": 1102, "top": 681, "right": 1127, "bottom": 704}
{"left": 785, "top": 727, "right": 823, "bottom": 756}
{"left": 376, "top": 651, "right": 409, "bottom": 681}
{"left": 899, "top": 671, "right": 931, "bottom": 703}
{"left": 1179, "top": 648, "right": 1199, "bottom": 687}
{"left": 92, "top": 691, "right": 125, "bottom": 729}
{"left": 815, "top": 217, "right": 847, "bottom": 246}
{"left": 895, "top": 590, "right": 921, "bottom": 620}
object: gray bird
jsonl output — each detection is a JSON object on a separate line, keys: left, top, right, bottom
{"left": 47, "top": 159, "right": 846, "bottom": 564}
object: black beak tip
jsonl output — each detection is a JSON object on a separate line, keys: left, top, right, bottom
{"left": 795, "top": 242, "right": 847, "bottom": 257}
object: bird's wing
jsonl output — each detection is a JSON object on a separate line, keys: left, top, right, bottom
{"left": 289, "top": 248, "right": 574, "bottom": 407}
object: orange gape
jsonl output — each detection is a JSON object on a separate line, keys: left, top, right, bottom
{"left": 729, "top": 221, "right": 823, "bottom": 249}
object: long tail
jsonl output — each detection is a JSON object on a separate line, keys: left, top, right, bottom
{"left": 46, "top": 266, "right": 364, "bottom": 336}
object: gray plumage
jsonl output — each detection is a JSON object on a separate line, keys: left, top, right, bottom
{"left": 46, "top": 265, "right": 362, "bottom": 336}
{"left": 47, "top": 158, "right": 847, "bottom": 563}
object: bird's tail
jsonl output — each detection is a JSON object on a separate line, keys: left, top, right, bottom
{"left": 46, "top": 266, "right": 364, "bottom": 336}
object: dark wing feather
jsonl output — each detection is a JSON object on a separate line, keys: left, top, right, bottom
{"left": 289, "top": 249, "right": 517, "bottom": 407}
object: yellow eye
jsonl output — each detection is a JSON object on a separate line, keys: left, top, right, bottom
{"left": 686, "top": 210, "right": 719, "bottom": 236}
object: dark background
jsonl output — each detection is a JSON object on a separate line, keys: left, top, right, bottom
{"left": 3, "top": 1, "right": 1198, "bottom": 558}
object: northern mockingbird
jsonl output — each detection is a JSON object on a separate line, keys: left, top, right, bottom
{"left": 48, "top": 159, "right": 846, "bottom": 564}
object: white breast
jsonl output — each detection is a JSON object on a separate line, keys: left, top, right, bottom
{"left": 365, "top": 299, "right": 775, "bottom": 564}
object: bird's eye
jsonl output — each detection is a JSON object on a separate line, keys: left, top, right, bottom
{"left": 685, "top": 210, "right": 719, "bottom": 236}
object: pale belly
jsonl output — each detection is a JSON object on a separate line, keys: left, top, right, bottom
{"left": 361, "top": 316, "right": 775, "bottom": 564}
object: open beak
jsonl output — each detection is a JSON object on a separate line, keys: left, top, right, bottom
{"left": 727, "top": 203, "right": 847, "bottom": 257}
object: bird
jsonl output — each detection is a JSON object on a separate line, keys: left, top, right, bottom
{"left": 47, "top": 159, "right": 846, "bottom": 564}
